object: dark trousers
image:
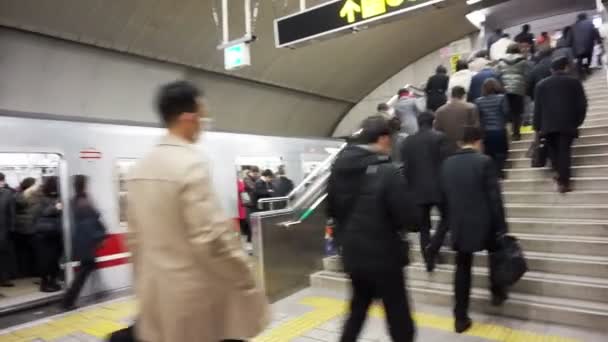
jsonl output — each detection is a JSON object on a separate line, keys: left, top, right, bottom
{"left": 506, "top": 94, "right": 525, "bottom": 138}
{"left": 33, "top": 232, "right": 62, "bottom": 283}
{"left": 577, "top": 52, "right": 593, "bottom": 76}
{"left": 419, "top": 203, "right": 446, "bottom": 260}
{"left": 62, "top": 258, "right": 96, "bottom": 307}
{"left": 239, "top": 218, "right": 251, "bottom": 243}
{"left": 484, "top": 130, "right": 508, "bottom": 178}
{"left": 546, "top": 133, "right": 575, "bottom": 187}
{"left": 341, "top": 269, "right": 415, "bottom": 342}
{"left": 454, "top": 252, "right": 503, "bottom": 320}
{"left": 13, "top": 233, "right": 37, "bottom": 277}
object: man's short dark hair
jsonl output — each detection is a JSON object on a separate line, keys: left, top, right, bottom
{"left": 451, "top": 86, "right": 466, "bottom": 99}
{"left": 495, "top": 28, "right": 503, "bottom": 35}
{"left": 358, "top": 116, "right": 393, "bottom": 144}
{"left": 462, "top": 126, "right": 484, "bottom": 145}
{"left": 377, "top": 103, "right": 390, "bottom": 112}
{"left": 482, "top": 78, "right": 504, "bottom": 96}
{"left": 156, "top": 81, "right": 202, "bottom": 126}
{"left": 417, "top": 112, "right": 435, "bottom": 128}
{"left": 507, "top": 43, "right": 521, "bottom": 54}
{"left": 262, "top": 169, "right": 274, "bottom": 178}
{"left": 551, "top": 56, "right": 570, "bottom": 71}
{"left": 436, "top": 65, "right": 448, "bottom": 74}
{"left": 456, "top": 60, "right": 468, "bottom": 72}
{"left": 0, "top": 172, "right": 4, "bottom": 182}
{"left": 522, "top": 24, "right": 530, "bottom": 32}
{"left": 578, "top": 13, "right": 588, "bottom": 21}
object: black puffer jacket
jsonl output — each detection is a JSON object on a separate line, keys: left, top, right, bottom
{"left": 327, "top": 145, "right": 420, "bottom": 273}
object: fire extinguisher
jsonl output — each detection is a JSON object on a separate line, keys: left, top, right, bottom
{"left": 325, "top": 219, "right": 337, "bottom": 256}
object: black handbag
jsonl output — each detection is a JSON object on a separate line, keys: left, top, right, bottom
{"left": 530, "top": 135, "right": 548, "bottom": 168}
{"left": 490, "top": 235, "right": 528, "bottom": 287}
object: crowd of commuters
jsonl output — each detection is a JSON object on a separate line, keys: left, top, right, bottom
{"left": 333, "top": 14, "right": 594, "bottom": 341}
{"left": 238, "top": 164, "right": 294, "bottom": 249}
{"left": 0, "top": 174, "right": 65, "bottom": 294}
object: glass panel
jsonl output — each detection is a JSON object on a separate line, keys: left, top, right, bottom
{"left": 115, "top": 159, "right": 137, "bottom": 226}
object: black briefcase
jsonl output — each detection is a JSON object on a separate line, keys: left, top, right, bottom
{"left": 108, "top": 325, "right": 136, "bottom": 342}
{"left": 530, "top": 136, "right": 548, "bottom": 168}
{"left": 490, "top": 235, "right": 528, "bottom": 287}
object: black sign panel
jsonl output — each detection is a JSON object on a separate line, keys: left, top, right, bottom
{"left": 275, "top": 0, "right": 446, "bottom": 47}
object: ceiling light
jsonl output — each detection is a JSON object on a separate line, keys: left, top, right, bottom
{"left": 466, "top": 0, "right": 483, "bottom": 5}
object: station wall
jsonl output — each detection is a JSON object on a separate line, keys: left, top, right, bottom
{"left": 0, "top": 28, "right": 351, "bottom": 137}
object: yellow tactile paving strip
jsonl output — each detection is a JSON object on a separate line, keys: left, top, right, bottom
{"left": 0, "top": 296, "right": 580, "bottom": 342}
{"left": 253, "top": 297, "right": 580, "bottom": 342}
{"left": 0, "top": 299, "right": 136, "bottom": 341}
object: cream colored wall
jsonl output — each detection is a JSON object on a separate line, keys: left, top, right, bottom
{"left": 333, "top": 35, "right": 477, "bottom": 137}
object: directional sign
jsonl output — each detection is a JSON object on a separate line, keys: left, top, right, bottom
{"left": 275, "top": 0, "right": 448, "bottom": 48}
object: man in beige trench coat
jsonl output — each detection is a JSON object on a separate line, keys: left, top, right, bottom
{"left": 126, "top": 81, "right": 269, "bottom": 342}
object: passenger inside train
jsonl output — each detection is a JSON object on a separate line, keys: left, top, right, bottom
{"left": 0, "top": 1, "right": 607, "bottom": 342}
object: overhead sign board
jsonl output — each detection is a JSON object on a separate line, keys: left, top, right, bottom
{"left": 224, "top": 43, "right": 251, "bottom": 70}
{"left": 275, "top": 0, "right": 448, "bottom": 48}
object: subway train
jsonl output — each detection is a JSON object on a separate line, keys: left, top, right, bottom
{"left": 0, "top": 113, "right": 342, "bottom": 313}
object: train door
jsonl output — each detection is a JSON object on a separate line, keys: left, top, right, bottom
{"left": 0, "top": 152, "right": 68, "bottom": 311}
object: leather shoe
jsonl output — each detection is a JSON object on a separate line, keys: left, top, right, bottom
{"left": 455, "top": 317, "right": 473, "bottom": 333}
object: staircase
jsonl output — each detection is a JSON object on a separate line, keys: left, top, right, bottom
{"left": 310, "top": 73, "right": 608, "bottom": 331}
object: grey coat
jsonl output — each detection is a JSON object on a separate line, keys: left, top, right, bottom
{"left": 394, "top": 97, "right": 420, "bottom": 135}
{"left": 496, "top": 54, "right": 529, "bottom": 96}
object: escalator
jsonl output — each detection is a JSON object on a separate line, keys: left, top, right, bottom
{"left": 249, "top": 145, "right": 342, "bottom": 302}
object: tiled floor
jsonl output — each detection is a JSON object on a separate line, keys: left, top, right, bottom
{"left": 0, "top": 287, "right": 605, "bottom": 341}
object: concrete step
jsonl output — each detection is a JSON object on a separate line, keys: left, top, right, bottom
{"left": 407, "top": 231, "right": 608, "bottom": 258}
{"left": 411, "top": 247, "right": 608, "bottom": 278}
{"left": 503, "top": 190, "right": 608, "bottom": 204}
{"left": 509, "top": 143, "right": 608, "bottom": 159}
{"left": 310, "top": 271, "right": 608, "bottom": 331}
{"left": 584, "top": 117, "right": 608, "bottom": 126}
{"left": 507, "top": 153, "right": 608, "bottom": 169}
{"left": 409, "top": 263, "right": 608, "bottom": 304}
{"left": 506, "top": 204, "right": 608, "bottom": 221}
{"left": 431, "top": 216, "right": 608, "bottom": 237}
{"left": 319, "top": 258, "right": 608, "bottom": 303}
{"left": 505, "top": 165, "right": 608, "bottom": 179}
{"left": 510, "top": 134, "right": 608, "bottom": 149}
{"left": 522, "top": 125, "right": 608, "bottom": 138}
{"left": 501, "top": 177, "right": 608, "bottom": 191}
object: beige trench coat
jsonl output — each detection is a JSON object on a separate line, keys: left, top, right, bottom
{"left": 126, "top": 134, "right": 269, "bottom": 342}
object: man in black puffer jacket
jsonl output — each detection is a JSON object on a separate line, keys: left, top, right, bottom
{"left": 327, "top": 116, "right": 420, "bottom": 342}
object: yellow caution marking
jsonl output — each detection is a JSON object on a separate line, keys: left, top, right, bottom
{"left": 255, "top": 296, "right": 581, "bottom": 342}
{"left": 0, "top": 296, "right": 582, "bottom": 342}
{"left": 0, "top": 298, "right": 136, "bottom": 341}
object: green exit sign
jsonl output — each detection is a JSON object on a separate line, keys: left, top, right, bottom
{"left": 224, "top": 43, "right": 251, "bottom": 70}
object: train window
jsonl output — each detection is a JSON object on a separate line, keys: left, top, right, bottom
{"left": 0, "top": 152, "right": 65, "bottom": 308}
{"left": 115, "top": 159, "right": 137, "bottom": 226}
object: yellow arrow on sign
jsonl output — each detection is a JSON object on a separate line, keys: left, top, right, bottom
{"left": 340, "top": 0, "right": 362, "bottom": 23}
